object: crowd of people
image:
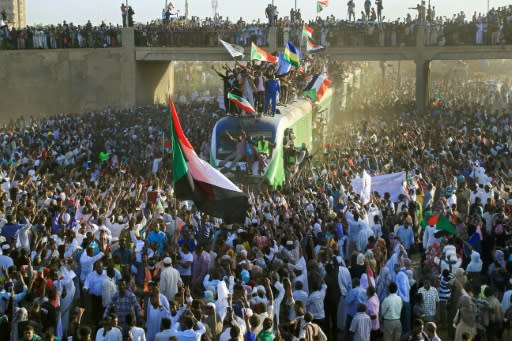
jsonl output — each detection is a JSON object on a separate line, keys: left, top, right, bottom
{"left": 0, "top": 21, "right": 121, "bottom": 50}
{"left": 1, "top": 46, "right": 512, "bottom": 341}
{"left": 3, "top": 3, "right": 512, "bottom": 50}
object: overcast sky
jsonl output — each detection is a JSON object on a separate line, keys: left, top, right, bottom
{"left": 26, "top": 0, "right": 510, "bottom": 26}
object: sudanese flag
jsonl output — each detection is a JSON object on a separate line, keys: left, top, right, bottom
{"left": 168, "top": 97, "right": 249, "bottom": 223}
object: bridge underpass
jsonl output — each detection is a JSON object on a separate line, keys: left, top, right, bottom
{"left": 2, "top": 27, "right": 511, "bottom": 122}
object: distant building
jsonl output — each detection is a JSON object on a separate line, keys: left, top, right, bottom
{"left": 0, "top": 0, "right": 26, "bottom": 28}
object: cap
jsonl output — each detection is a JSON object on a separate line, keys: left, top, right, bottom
{"left": 163, "top": 257, "right": 172, "bottom": 265}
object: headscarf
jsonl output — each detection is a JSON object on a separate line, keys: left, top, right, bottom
{"left": 360, "top": 273, "right": 369, "bottom": 290}
{"left": 376, "top": 266, "right": 392, "bottom": 302}
{"left": 495, "top": 250, "right": 505, "bottom": 268}
{"left": 467, "top": 251, "right": 483, "bottom": 273}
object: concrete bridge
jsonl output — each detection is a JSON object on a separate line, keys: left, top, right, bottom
{"left": 1, "top": 27, "right": 511, "bottom": 122}
{"left": 135, "top": 26, "right": 512, "bottom": 113}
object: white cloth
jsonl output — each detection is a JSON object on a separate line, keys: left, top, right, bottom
{"left": 146, "top": 303, "right": 171, "bottom": 341}
{"left": 95, "top": 327, "right": 123, "bottom": 341}
{"left": 159, "top": 266, "right": 183, "bottom": 301}
{"left": 83, "top": 270, "right": 107, "bottom": 296}
{"left": 79, "top": 251, "right": 104, "bottom": 281}
{"left": 130, "top": 326, "right": 146, "bottom": 341}
{"left": 102, "top": 277, "right": 118, "bottom": 307}
{"left": 170, "top": 322, "right": 206, "bottom": 341}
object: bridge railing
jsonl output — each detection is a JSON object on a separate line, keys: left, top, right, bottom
{"left": 1, "top": 22, "right": 510, "bottom": 50}
{"left": 134, "top": 27, "right": 269, "bottom": 47}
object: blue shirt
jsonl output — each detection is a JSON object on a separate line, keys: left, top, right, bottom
{"left": 396, "top": 226, "right": 415, "bottom": 250}
{"left": 346, "top": 286, "right": 368, "bottom": 317}
{"left": 266, "top": 79, "right": 280, "bottom": 94}
{"left": 0, "top": 223, "right": 24, "bottom": 239}
{"left": 396, "top": 269, "right": 411, "bottom": 303}
{"left": 147, "top": 230, "right": 167, "bottom": 255}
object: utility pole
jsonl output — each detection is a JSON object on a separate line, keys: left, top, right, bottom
{"left": 295, "top": 0, "right": 297, "bottom": 11}
{"left": 125, "top": 0, "right": 129, "bottom": 27}
{"left": 185, "top": 0, "right": 189, "bottom": 20}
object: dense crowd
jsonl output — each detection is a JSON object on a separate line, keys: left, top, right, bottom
{"left": 3, "top": 3, "right": 512, "bottom": 50}
{"left": 1, "top": 52, "right": 512, "bottom": 341}
{"left": 0, "top": 21, "right": 121, "bottom": 50}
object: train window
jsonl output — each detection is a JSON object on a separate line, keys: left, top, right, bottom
{"left": 216, "top": 130, "right": 273, "bottom": 160}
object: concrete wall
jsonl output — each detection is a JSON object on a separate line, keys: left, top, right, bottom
{"left": 0, "top": 29, "right": 136, "bottom": 124}
{"left": 0, "top": 49, "right": 134, "bottom": 123}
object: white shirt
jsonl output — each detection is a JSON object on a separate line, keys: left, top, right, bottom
{"left": 84, "top": 270, "right": 107, "bottom": 296}
{"left": 306, "top": 284, "right": 327, "bottom": 320}
{"left": 129, "top": 326, "right": 146, "bottom": 341}
{"left": 176, "top": 251, "right": 193, "bottom": 277}
{"left": 170, "top": 321, "right": 206, "bottom": 341}
{"left": 293, "top": 289, "right": 309, "bottom": 305}
{"left": 423, "top": 225, "right": 437, "bottom": 250}
{"left": 159, "top": 266, "right": 183, "bottom": 301}
{"left": 15, "top": 223, "right": 32, "bottom": 250}
{"left": 154, "top": 329, "right": 174, "bottom": 341}
{"left": 102, "top": 276, "right": 118, "bottom": 307}
{"left": 95, "top": 327, "right": 123, "bottom": 341}
{"left": 79, "top": 251, "right": 104, "bottom": 281}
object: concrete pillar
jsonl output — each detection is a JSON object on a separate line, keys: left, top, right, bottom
{"left": 267, "top": 26, "right": 278, "bottom": 52}
{"left": 120, "top": 28, "right": 137, "bottom": 108}
{"left": 415, "top": 58, "right": 430, "bottom": 113}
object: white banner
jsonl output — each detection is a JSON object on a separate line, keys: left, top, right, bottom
{"left": 352, "top": 171, "right": 407, "bottom": 202}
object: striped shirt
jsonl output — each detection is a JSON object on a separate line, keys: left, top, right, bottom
{"left": 438, "top": 273, "right": 454, "bottom": 301}
{"left": 349, "top": 312, "right": 372, "bottom": 341}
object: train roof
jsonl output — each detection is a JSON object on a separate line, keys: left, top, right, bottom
{"left": 213, "top": 89, "right": 333, "bottom": 132}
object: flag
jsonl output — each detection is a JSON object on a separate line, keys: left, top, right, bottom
{"left": 317, "top": 0, "right": 329, "bottom": 12}
{"left": 302, "top": 24, "right": 314, "bottom": 39}
{"left": 303, "top": 74, "right": 331, "bottom": 102}
{"left": 251, "top": 42, "right": 278, "bottom": 64}
{"left": 277, "top": 52, "right": 292, "bottom": 76}
{"left": 168, "top": 97, "right": 249, "bottom": 223}
{"left": 360, "top": 170, "right": 372, "bottom": 205}
{"left": 283, "top": 41, "right": 301, "bottom": 69}
{"left": 420, "top": 212, "right": 458, "bottom": 235}
{"left": 219, "top": 39, "right": 245, "bottom": 58}
{"left": 227, "top": 92, "right": 255, "bottom": 113}
{"left": 306, "top": 38, "right": 324, "bottom": 53}
{"left": 433, "top": 90, "right": 441, "bottom": 107}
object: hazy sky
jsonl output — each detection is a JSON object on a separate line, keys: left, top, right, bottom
{"left": 26, "top": 0, "right": 511, "bottom": 26}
